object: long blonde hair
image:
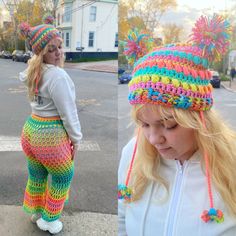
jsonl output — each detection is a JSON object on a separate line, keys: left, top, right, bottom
{"left": 130, "top": 104, "right": 236, "bottom": 216}
{"left": 26, "top": 40, "right": 64, "bottom": 100}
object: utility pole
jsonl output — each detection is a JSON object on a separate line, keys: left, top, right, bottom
{"left": 4, "top": 0, "right": 18, "bottom": 49}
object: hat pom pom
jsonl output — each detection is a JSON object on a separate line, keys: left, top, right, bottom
{"left": 43, "top": 13, "right": 55, "bottom": 25}
{"left": 122, "top": 28, "right": 154, "bottom": 66}
{"left": 201, "top": 208, "right": 224, "bottom": 223}
{"left": 118, "top": 184, "right": 132, "bottom": 200}
{"left": 190, "top": 14, "right": 232, "bottom": 62}
{"left": 18, "top": 22, "right": 30, "bottom": 39}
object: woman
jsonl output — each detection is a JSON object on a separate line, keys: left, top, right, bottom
{"left": 118, "top": 14, "right": 236, "bottom": 235}
{"left": 19, "top": 16, "right": 82, "bottom": 234}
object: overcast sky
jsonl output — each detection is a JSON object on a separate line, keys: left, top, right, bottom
{"left": 157, "top": 0, "right": 236, "bottom": 40}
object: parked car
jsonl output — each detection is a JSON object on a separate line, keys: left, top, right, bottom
{"left": 12, "top": 50, "right": 24, "bottom": 62}
{"left": 23, "top": 51, "right": 33, "bottom": 63}
{"left": 210, "top": 70, "right": 221, "bottom": 88}
{"left": 118, "top": 71, "right": 132, "bottom": 84}
{"left": 0, "top": 50, "right": 12, "bottom": 59}
{"left": 118, "top": 68, "right": 125, "bottom": 75}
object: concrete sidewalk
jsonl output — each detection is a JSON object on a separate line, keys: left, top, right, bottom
{"left": 0, "top": 205, "right": 117, "bottom": 236}
{"left": 221, "top": 79, "right": 236, "bottom": 93}
{"left": 64, "top": 60, "right": 118, "bottom": 74}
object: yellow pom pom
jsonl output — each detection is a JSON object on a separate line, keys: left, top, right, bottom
{"left": 136, "top": 76, "right": 141, "bottom": 83}
{"left": 162, "top": 76, "right": 170, "bottom": 84}
{"left": 152, "top": 75, "right": 159, "bottom": 83}
{"left": 172, "top": 79, "right": 180, "bottom": 87}
{"left": 142, "top": 75, "right": 149, "bottom": 82}
{"left": 191, "top": 84, "right": 197, "bottom": 92}
{"left": 182, "top": 82, "right": 189, "bottom": 90}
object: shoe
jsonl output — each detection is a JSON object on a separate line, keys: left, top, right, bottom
{"left": 36, "top": 218, "right": 63, "bottom": 234}
{"left": 31, "top": 213, "right": 41, "bottom": 223}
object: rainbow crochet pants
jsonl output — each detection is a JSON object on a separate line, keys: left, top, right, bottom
{"left": 21, "top": 114, "right": 74, "bottom": 222}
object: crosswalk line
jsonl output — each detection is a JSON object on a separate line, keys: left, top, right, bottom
{"left": 0, "top": 136, "right": 100, "bottom": 152}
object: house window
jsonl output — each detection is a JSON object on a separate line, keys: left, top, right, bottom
{"left": 64, "top": 4, "right": 72, "bottom": 22}
{"left": 88, "top": 32, "right": 94, "bottom": 47}
{"left": 89, "top": 6, "right": 96, "bottom": 22}
{"left": 65, "top": 32, "right": 70, "bottom": 47}
{"left": 115, "top": 32, "right": 118, "bottom": 47}
{"left": 57, "top": 13, "right": 60, "bottom": 25}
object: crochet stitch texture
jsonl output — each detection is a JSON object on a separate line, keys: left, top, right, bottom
{"left": 128, "top": 44, "right": 213, "bottom": 111}
{"left": 21, "top": 115, "right": 74, "bottom": 222}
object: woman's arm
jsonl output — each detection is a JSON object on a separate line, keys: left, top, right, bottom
{"left": 50, "top": 71, "right": 82, "bottom": 147}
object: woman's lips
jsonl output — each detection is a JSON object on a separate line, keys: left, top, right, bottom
{"left": 157, "top": 147, "right": 171, "bottom": 154}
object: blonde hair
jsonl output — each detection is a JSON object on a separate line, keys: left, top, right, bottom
{"left": 130, "top": 104, "right": 236, "bottom": 217}
{"left": 26, "top": 39, "right": 64, "bottom": 100}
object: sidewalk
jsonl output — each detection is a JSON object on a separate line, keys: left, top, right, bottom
{"left": 221, "top": 79, "right": 236, "bottom": 93}
{"left": 0, "top": 205, "right": 117, "bottom": 236}
{"left": 64, "top": 60, "right": 118, "bottom": 73}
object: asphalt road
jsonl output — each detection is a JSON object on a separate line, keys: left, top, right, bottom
{"left": 0, "top": 58, "right": 118, "bottom": 215}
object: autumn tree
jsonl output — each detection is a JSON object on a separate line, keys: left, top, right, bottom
{"left": 162, "top": 23, "right": 183, "bottom": 44}
{"left": 119, "top": 0, "right": 149, "bottom": 41}
{"left": 0, "top": 0, "right": 56, "bottom": 50}
{"left": 122, "top": 0, "right": 177, "bottom": 35}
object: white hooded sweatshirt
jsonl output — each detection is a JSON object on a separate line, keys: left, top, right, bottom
{"left": 19, "top": 64, "right": 82, "bottom": 145}
{"left": 118, "top": 138, "right": 236, "bottom": 236}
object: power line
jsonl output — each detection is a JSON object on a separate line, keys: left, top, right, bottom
{"left": 96, "top": 4, "right": 116, "bottom": 31}
{"left": 1, "top": 0, "right": 101, "bottom": 19}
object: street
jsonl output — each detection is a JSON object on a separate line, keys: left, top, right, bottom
{"left": 0, "top": 58, "right": 118, "bottom": 235}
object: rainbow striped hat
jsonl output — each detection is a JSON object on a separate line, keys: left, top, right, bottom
{"left": 18, "top": 14, "right": 61, "bottom": 55}
{"left": 127, "top": 14, "right": 231, "bottom": 111}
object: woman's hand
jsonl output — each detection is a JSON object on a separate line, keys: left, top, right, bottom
{"left": 70, "top": 142, "right": 79, "bottom": 160}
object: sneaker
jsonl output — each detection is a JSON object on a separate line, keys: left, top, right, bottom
{"left": 36, "top": 218, "right": 63, "bottom": 234}
{"left": 31, "top": 213, "right": 41, "bottom": 223}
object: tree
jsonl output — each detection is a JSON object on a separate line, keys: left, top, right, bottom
{"left": 121, "top": 0, "right": 177, "bottom": 35}
{"left": 119, "top": 1, "right": 148, "bottom": 41}
{"left": 162, "top": 23, "right": 183, "bottom": 44}
{"left": 119, "top": 16, "right": 147, "bottom": 41}
{"left": 0, "top": 0, "right": 56, "bottom": 50}
{"left": 30, "top": 0, "right": 44, "bottom": 26}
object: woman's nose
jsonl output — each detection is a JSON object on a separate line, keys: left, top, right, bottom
{"left": 148, "top": 128, "right": 165, "bottom": 146}
{"left": 55, "top": 47, "right": 61, "bottom": 55}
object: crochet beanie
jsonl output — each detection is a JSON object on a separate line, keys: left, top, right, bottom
{"left": 126, "top": 14, "right": 231, "bottom": 111}
{"left": 18, "top": 14, "right": 61, "bottom": 55}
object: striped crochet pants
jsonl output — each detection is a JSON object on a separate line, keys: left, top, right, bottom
{"left": 21, "top": 114, "right": 74, "bottom": 222}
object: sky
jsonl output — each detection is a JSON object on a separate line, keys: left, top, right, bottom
{"left": 177, "top": 0, "right": 233, "bottom": 11}
{"left": 157, "top": 0, "right": 236, "bottom": 40}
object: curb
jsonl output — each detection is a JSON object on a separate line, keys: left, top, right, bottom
{"left": 78, "top": 67, "right": 117, "bottom": 74}
{"left": 221, "top": 82, "right": 236, "bottom": 93}
{"left": 64, "top": 61, "right": 118, "bottom": 74}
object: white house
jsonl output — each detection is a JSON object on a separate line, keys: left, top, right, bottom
{"left": 55, "top": 0, "right": 118, "bottom": 53}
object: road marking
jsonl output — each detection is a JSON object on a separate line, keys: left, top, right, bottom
{"left": 126, "top": 121, "right": 134, "bottom": 129}
{"left": 8, "top": 86, "right": 27, "bottom": 93}
{"left": 0, "top": 136, "right": 100, "bottom": 152}
{"left": 225, "top": 104, "right": 236, "bottom": 107}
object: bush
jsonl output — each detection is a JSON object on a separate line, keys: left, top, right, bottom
{"left": 220, "top": 73, "right": 230, "bottom": 81}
